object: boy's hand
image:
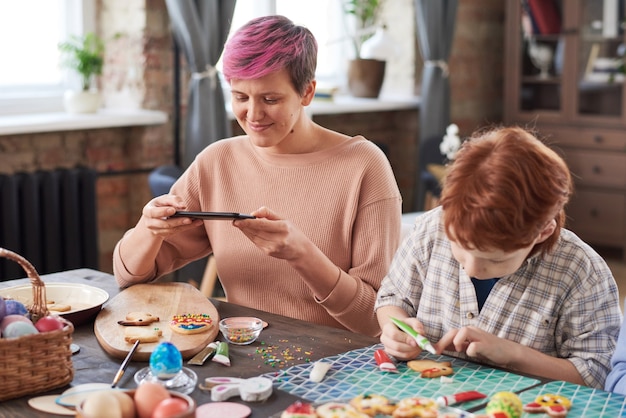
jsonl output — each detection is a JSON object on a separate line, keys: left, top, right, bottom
{"left": 435, "top": 326, "right": 518, "bottom": 366}
{"left": 379, "top": 317, "right": 428, "bottom": 360}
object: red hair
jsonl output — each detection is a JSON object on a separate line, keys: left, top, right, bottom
{"left": 441, "top": 126, "right": 572, "bottom": 254}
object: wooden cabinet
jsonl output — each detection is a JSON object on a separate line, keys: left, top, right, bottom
{"left": 504, "top": 0, "right": 626, "bottom": 258}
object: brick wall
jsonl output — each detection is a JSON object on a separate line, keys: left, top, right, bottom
{"left": 0, "top": 0, "right": 505, "bottom": 275}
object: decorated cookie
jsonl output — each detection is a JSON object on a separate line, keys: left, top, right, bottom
{"left": 420, "top": 365, "right": 453, "bottom": 378}
{"left": 350, "top": 393, "right": 397, "bottom": 416}
{"left": 523, "top": 394, "right": 571, "bottom": 417}
{"left": 407, "top": 359, "right": 452, "bottom": 372}
{"left": 392, "top": 397, "right": 438, "bottom": 418}
{"left": 281, "top": 400, "right": 316, "bottom": 418}
{"left": 117, "top": 312, "right": 160, "bottom": 326}
{"left": 485, "top": 392, "right": 523, "bottom": 418}
{"left": 315, "top": 402, "right": 369, "bottom": 418}
{"left": 170, "top": 313, "right": 213, "bottom": 334}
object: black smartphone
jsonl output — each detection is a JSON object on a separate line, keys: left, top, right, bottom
{"left": 169, "top": 211, "right": 256, "bottom": 220}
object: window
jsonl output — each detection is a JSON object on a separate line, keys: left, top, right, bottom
{"left": 225, "top": 0, "right": 349, "bottom": 90}
{"left": 225, "top": 0, "right": 415, "bottom": 97}
{"left": 0, "top": 0, "right": 95, "bottom": 115}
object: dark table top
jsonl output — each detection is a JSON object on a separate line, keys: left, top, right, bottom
{"left": 0, "top": 269, "right": 379, "bottom": 417}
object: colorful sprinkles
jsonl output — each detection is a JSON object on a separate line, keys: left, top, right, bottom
{"left": 170, "top": 313, "right": 213, "bottom": 328}
{"left": 248, "top": 339, "right": 314, "bottom": 369}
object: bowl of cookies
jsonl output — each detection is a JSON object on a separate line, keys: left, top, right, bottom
{"left": 219, "top": 316, "right": 263, "bottom": 345}
{"left": 0, "top": 282, "right": 109, "bottom": 326}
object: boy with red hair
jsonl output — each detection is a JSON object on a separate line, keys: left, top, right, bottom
{"left": 376, "top": 126, "right": 621, "bottom": 389}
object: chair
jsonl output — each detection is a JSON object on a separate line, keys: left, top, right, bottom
{"left": 148, "top": 165, "right": 184, "bottom": 196}
{"left": 148, "top": 165, "right": 219, "bottom": 298}
{"left": 415, "top": 135, "right": 447, "bottom": 212}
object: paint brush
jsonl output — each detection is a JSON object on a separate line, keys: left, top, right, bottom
{"left": 390, "top": 317, "right": 437, "bottom": 355}
{"left": 111, "top": 340, "right": 139, "bottom": 388}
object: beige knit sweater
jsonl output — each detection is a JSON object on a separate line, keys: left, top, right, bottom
{"left": 114, "top": 135, "right": 402, "bottom": 336}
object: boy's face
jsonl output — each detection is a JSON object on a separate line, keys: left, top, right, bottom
{"left": 450, "top": 241, "right": 534, "bottom": 280}
{"left": 448, "top": 219, "right": 557, "bottom": 279}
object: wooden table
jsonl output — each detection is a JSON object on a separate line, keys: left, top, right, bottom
{"left": 3, "top": 269, "right": 626, "bottom": 417}
{"left": 0, "top": 269, "right": 379, "bottom": 417}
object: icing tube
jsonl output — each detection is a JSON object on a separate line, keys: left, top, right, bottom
{"left": 390, "top": 317, "right": 437, "bottom": 355}
{"left": 374, "top": 349, "right": 398, "bottom": 373}
{"left": 436, "top": 390, "right": 487, "bottom": 406}
{"left": 211, "top": 341, "right": 231, "bottom": 366}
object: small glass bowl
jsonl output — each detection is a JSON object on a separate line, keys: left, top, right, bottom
{"left": 133, "top": 367, "right": 197, "bottom": 395}
{"left": 219, "top": 316, "right": 263, "bottom": 345}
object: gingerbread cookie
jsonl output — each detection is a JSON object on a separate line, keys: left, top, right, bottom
{"left": 47, "top": 301, "right": 71, "bottom": 312}
{"left": 523, "top": 394, "right": 571, "bottom": 417}
{"left": 117, "top": 312, "right": 160, "bottom": 326}
{"left": 124, "top": 326, "right": 162, "bottom": 343}
{"left": 170, "top": 313, "right": 213, "bottom": 334}
{"left": 406, "top": 359, "right": 453, "bottom": 378}
{"left": 420, "top": 365, "right": 453, "bottom": 378}
{"left": 407, "top": 359, "right": 452, "bottom": 372}
{"left": 392, "top": 397, "right": 438, "bottom": 418}
{"left": 350, "top": 394, "right": 397, "bottom": 416}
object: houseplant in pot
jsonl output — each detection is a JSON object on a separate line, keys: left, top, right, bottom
{"left": 58, "top": 32, "right": 105, "bottom": 113}
{"left": 342, "top": 0, "right": 386, "bottom": 98}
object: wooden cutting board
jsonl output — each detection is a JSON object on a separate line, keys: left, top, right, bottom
{"left": 94, "top": 282, "right": 219, "bottom": 361}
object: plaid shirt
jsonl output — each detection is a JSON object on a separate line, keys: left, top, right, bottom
{"left": 376, "top": 207, "right": 622, "bottom": 389}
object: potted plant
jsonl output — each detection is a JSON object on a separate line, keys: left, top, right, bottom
{"left": 342, "top": 0, "right": 387, "bottom": 98}
{"left": 58, "top": 32, "right": 105, "bottom": 113}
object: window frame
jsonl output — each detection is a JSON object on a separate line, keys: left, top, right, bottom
{"left": 0, "top": 0, "right": 96, "bottom": 116}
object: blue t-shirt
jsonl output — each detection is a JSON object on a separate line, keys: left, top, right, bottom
{"left": 471, "top": 277, "right": 499, "bottom": 311}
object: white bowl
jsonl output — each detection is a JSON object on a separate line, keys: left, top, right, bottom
{"left": 0, "top": 282, "right": 109, "bottom": 326}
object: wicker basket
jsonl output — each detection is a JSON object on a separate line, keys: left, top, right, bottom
{"left": 0, "top": 247, "right": 74, "bottom": 402}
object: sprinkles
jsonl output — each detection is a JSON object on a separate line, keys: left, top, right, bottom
{"left": 248, "top": 339, "right": 313, "bottom": 369}
{"left": 170, "top": 313, "right": 213, "bottom": 335}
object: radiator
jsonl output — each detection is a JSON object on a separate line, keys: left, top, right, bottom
{"left": 0, "top": 167, "right": 99, "bottom": 280}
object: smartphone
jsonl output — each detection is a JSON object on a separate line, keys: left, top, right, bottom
{"left": 170, "top": 211, "right": 256, "bottom": 220}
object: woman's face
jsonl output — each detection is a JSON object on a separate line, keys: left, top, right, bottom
{"left": 230, "top": 69, "right": 315, "bottom": 153}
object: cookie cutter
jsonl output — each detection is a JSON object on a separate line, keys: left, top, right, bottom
{"left": 200, "top": 376, "right": 273, "bottom": 402}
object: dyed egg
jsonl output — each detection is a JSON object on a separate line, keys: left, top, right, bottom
{"left": 35, "top": 315, "right": 65, "bottom": 332}
{"left": 1, "top": 314, "right": 33, "bottom": 334}
{"left": 0, "top": 298, "right": 6, "bottom": 322}
{"left": 485, "top": 391, "right": 523, "bottom": 418}
{"left": 152, "top": 397, "right": 189, "bottom": 418}
{"left": 135, "top": 381, "right": 171, "bottom": 418}
{"left": 150, "top": 342, "right": 183, "bottom": 379}
{"left": 110, "top": 390, "right": 136, "bottom": 418}
{"left": 80, "top": 390, "right": 123, "bottom": 418}
{"left": 5, "top": 300, "right": 28, "bottom": 316}
{"left": 2, "top": 320, "right": 38, "bottom": 338}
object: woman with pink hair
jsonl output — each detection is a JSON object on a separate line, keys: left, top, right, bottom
{"left": 113, "top": 16, "right": 402, "bottom": 337}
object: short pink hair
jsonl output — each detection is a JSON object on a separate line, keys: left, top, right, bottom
{"left": 222, "top": 15, "right": 317, "bottom": 96}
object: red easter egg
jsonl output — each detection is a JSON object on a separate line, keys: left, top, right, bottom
{"left": 35, "top": 315, "right": 65, "bottom": 332}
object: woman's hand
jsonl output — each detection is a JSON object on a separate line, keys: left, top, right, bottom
{"left": 138, "top": 194, "right": 203, "bottom": 238}
{"left": 232, "top": 206, "right": 309, "bottom": 261}
{"left": 379, "top": 317, "right": 427, "bottom": 361}
{"left": 435, "top": 326, "right": 519, "bottom": 366}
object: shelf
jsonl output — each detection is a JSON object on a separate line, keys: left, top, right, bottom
{"left": 522, "top": 76, "right": 562, "bottom": 84}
